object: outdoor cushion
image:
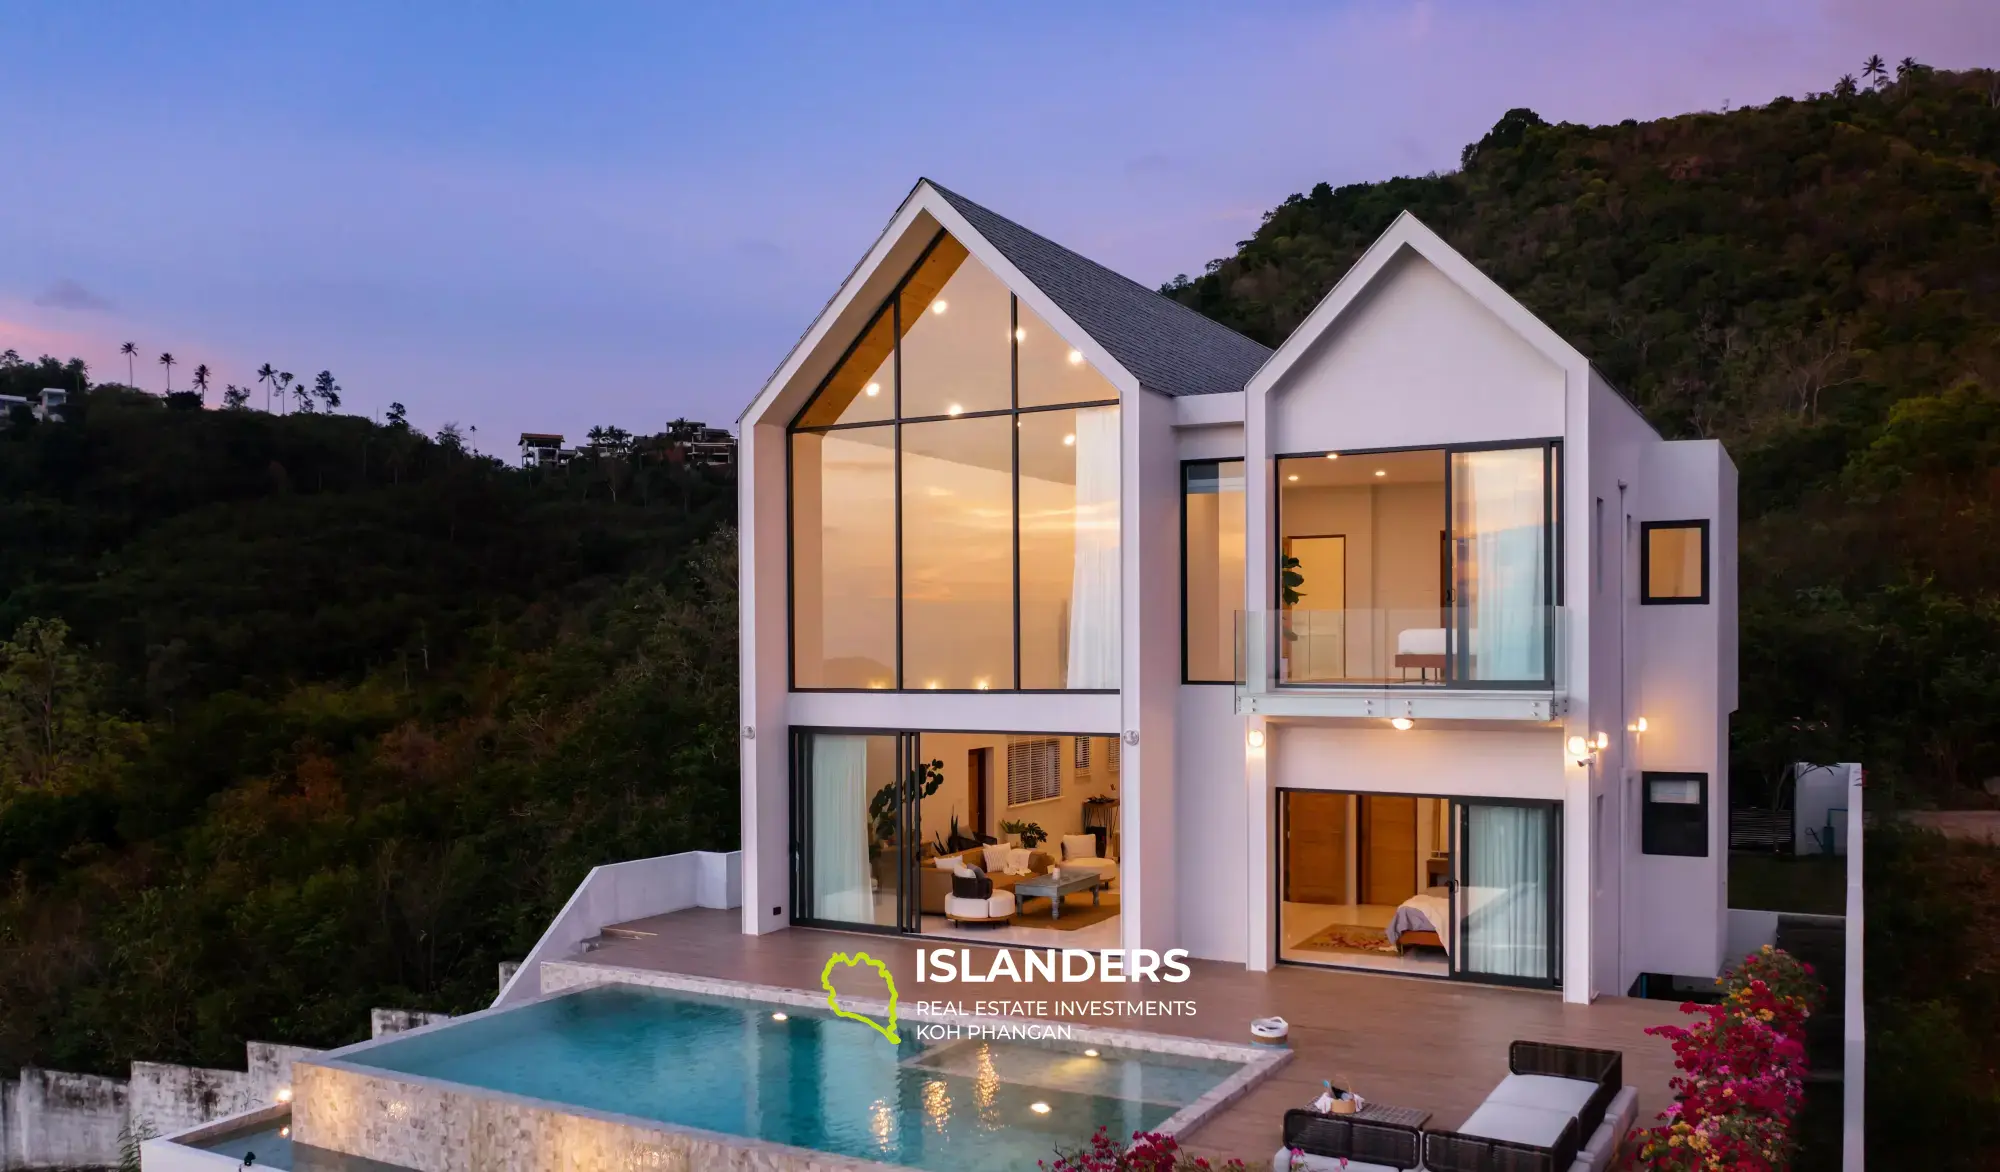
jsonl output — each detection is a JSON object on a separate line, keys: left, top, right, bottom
{"left": 1457, "top": 1100, "right": 1576, "bottom": 1148}
{"left": 1271, "top": 1150, "right": 1399, "bottom": 1172}
{"left": 1486, "top": 1072, "right": 1598, "bottom": 1118}
{"left": 944, "top": 891, "right": 1014, "bottom": 919}
{"left": 1576, "top": 1086, "right": 1640, "bottom": 1172}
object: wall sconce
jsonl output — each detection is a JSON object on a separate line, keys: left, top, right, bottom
{"left": 1566, "top": 735, "right": 1594, "bottom": 763}
{"left": 1246, "top": 729, "right": 1265, "bottom": 749}
{"left": 275, "top": 1087, "right": 293, "bottom": 1104}
{"left": 1627, "top": 716, "right": 1649, "bottom": 733}
{"left": 1594, "top": 731, "right": 1609, "bottom": 751}
{"left": 1390, "top": 717, "right": 1414, "bottom": 731}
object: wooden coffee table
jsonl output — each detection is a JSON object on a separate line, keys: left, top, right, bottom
{"left": 1012, "top": 872, "right": 1104, "bottom": 920}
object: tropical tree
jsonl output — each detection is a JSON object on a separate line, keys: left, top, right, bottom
{"left": 1834, "top": 74, "right": 1858, "bottom": 99}
{"left": 0, "top": 349, "right": 18, "bottom": 367}
{"left": 191, "top": 364, "right": 211, "bottom": 405}
{"left": 120, "top": 341, "right": 137, "bottom": 385}
{"left": 221, "top": 384, "right": 251, "bottom": 409}
{"left": 292, "top": 376, "right": 314, "bottom": 413}
{"left": 1896, "top": 57, "right": 1924, "bottom": 87}
{"left": 385, "top": 401, "right": 409, "bottom": 428}
{"left": 1862, "top": 54, "right": 1887, "bottom": 87}
{"left": 256, "top": 363, "right": 277, "bottom": 412}
{"left": 157, "top": 352, "right": 176, "bottom": 393}
{"left": 277, "top": 371, "right": 294, "bottom": 415}
{"left": 311, "top": 370, "right": 341, "bottom": 411}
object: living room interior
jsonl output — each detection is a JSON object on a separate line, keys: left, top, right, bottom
{"left": 916, "top": 731, "right": 1122, "bottom": 947}
{"left": 1278, "top": 789, "right": 1455, "bottom": 976}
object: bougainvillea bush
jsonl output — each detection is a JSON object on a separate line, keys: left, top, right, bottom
{"left": 1629, "top": 945, "right": 1821, "bottom": 1171}
{"left": 1041, "top": 1128, "right": 1253, "bottom": 1172}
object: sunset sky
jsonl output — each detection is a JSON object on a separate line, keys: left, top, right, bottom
{"left": 4, "top": 1, "right": 1995, "bottom": 451}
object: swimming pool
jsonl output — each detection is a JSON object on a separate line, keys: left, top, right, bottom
{"left": 321, "top": 983, "right": 1251, "bottom": 1171}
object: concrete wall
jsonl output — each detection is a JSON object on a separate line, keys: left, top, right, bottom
{"left": 493, "top": 849, "right": 743, "bottom": 1008}
{"left": 2, "top": 1069, "right": 127, "bottom": 1171}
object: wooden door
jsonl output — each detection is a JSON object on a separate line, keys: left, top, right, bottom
{"left": 1285, "top": 792, "right": 1348, "bottom": 903}
{"left": 968, "top": 749, "right": 990, "bottom": 837}
{"left": 1361, "top": 796, "right": 1419, "bottom": 905}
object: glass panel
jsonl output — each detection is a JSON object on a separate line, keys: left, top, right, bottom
{"left": 1019, "top": 407, "right": 1121, "bottom": 689}
{"left": 1458, "top": 802, "right": 1553, "bottom": 981}
{"left": 805, "top": 732, "right": 902, "bottom": 927}
{"left": 1183, "top": 460, "right": 1244, "bottom": 682}
{"left": 897, "top": 236, "right": 1011, "bottom": 420}
{"left": 1646, "top": 524, "right": 1705, "bottom": 599}
{"left": 1451, "top": 447, "right": 1548, "bottom": 682}
{"left": 1017, "top": 301, "right": 1118, "bottom": 408}
{"left": 1276, "top": 449, "right": 1446, "bottom": 683}
{"left": 791, "top": 428, "right": 897, "bottom": 688}
{"left": 901, "top": 415, "right": 1015, "bottom": 689}
{"left": 1649, "top": 777, "right": 1702, "bottom": 805}
{"left": 794, "top": 310, "right": 895, "bottom": 428}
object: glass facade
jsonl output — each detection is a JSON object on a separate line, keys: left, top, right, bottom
{"left": 789, "top": 232, "right": 1122, "bottom": 691}
{"left": 1182, "top": 460, "right": 1245, "bottom": 683}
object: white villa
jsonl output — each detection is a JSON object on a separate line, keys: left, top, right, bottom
{"left": 736, "top": 179, "right": 1737, "bottom": 1003}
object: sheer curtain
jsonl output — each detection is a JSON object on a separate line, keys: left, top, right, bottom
{"left": 1452, "top": 448, "right": 1546, "bottom": 681}
{"left": 1462, "top": 803, "right": 1551, "bottom": 979}
{"left": 810, "top": 735, "right": 872, "bottom": 923}
{"left": 1066, "top": 406, "right": 1121, "bottom": 688}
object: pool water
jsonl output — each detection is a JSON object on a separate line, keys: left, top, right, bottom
{"left": 341, "top": 985, "right": 1241, "bottom": 1171}
{"left": 193, "top": 1116, "right": 415, "bottom": 1171}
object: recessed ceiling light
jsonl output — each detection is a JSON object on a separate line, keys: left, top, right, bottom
{"left": 947, "top": 404, "right": 963, "bottom": 416}
{"left": 1030, "top": 1101, "right": 1052, "bottom": 1114}
{"left": 1286, "top": 474, "right": 1299, "bottom": 481}
{"left": 1063, "top": 434, "right": 1076, "bottom": 446}
{"left": 1014, "top": 327, "right": 1025, "bottom": 342}
{"left": 1325, "top": 453, "right": 1339, "bottom": 461}
{"left": 771, "top": 1012, "right": 788, "bottom": 1021}
{"left": 931, "top": 300, "right": 948, "bottom": 315}
{"left": 1083, "top": 1049, "right": 1100, "bottom": 1058}
{"left": 864, "top": 382, "right": 881, "bottom": 397}
{"left": 1374, "top": 469, "right": 1387, "bottom": 477}
{"left": 1067, "top": 349, "right": 1084, "bottom": 366}
{"left": 1391, "top": 717, "right": 1414, "bottom": 731}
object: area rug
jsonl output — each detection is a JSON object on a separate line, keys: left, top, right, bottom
{"left": 1294, "top": 923, "right": 1399, "bottom": 954}
{"left": 1007, "top": 890, "right": 1120, "bottom": 931}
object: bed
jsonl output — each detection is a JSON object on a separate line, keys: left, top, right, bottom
{"left": 1394, "top": 627, "right": 1453, "bottom": 677}
{"left": 1387, "top": 890, "right": 1452, "bottom": 955}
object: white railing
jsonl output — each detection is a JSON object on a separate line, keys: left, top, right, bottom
{"left": 1842, "top": 766, "right": 1865, "bottom": 1172}
{"left": 493, "top": 850, "right": 741, "bottom": 1008}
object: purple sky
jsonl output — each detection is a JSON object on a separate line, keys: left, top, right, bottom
{"left": 3, "top": 1, "right": 1995, "bottom": 454}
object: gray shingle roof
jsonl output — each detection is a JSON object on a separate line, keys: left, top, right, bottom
{"left": 927, "top": 180, "right": 1270, "bottom": 398}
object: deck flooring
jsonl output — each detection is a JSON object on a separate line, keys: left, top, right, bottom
{"left": 572, "top": 908, "right": 1683, "bottom": 1167}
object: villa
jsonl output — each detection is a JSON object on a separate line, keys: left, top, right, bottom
{"left": 738, "top": 179, "right": 1737, "bottom": 1001}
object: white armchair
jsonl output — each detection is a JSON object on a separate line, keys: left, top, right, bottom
{"left": 1057, "top": 834, "right": 1118, "bottom": 889}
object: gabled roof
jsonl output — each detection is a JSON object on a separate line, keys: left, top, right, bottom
{"left": 926, "top": 181, "right": 1271, "bottom": 398}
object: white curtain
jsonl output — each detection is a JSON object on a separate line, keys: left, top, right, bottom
{"left": 1453, "top": 448, "right": 1546, "bottom": 681}
{"left": 1462, "top": 804, "right": 1551, "bottom": 979}
{"left": 810, "top": 735, "right": 873, "bottom": 923}
{"left": 1066, "top": 406, "right": 1121, "bottom": 688}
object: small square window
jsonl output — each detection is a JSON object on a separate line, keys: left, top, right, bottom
{"left": 1641, "top": 520, "right": 1709, "bottom": 604}
{"left": 1642, "top": 772, "right": 1708, "bottom": 857}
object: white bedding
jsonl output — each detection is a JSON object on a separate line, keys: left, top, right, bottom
{"left": 1395, "top": 627, "right": 1453, "bottom": 656}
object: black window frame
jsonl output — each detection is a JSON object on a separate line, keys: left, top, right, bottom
{"left": 1639, "top": 519, "right": 1710, "bottom": 605}
{"left": 784, "top": 231, "right": 1120, "bottom": 694}
{"left": 1181, "top": 456, "right": 1247, "bottom": 685}
{"left": 1640, "top": 771, "right": 1710, "bottom": 857}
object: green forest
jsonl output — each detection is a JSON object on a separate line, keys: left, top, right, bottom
{"left": 1, "top": 60, "right": 1997, "bottom": 1169}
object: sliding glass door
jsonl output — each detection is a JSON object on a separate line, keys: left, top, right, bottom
{"left": 1448, "top": 443, "right": 1555, "bottom": 686}
{"left": 790, "top": 730, "right": 921, "bottom": 932}
{"left": 1450, "top": 799, "right": 1560, "bottom": 987}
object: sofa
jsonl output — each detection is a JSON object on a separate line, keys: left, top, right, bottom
{"left": 1423, "top": 1042, "right": 1637, "bottom": 1172}
{"left": 1053, "top": 834, "right": 1119, "bottom": 889}
{"left": 918, "top": 845, "right": 1052, "bottom": 915}
{"left": 1276, "top": 1115, "right": 1423, "bottom": 1171}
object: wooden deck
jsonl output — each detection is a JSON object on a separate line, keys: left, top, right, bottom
{"left": 570, "top": 908, "right": 1682, "bottom": 1166}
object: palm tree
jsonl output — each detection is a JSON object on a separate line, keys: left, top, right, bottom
{"left": 311, "top": 370, "right": 341, "bottom": 411}
{"left": 157, "top": 352, "right": 176, "bottom": 393}
{"left": 192, "top": 363, "right": 211, "bottom": 405}
{"left": 1834, "top": 74, "right": 1858, "bottom": 99}
{"left": 120, "top": 341, "right": 137, "bottom": 385}
{"left": 1862, "top": 55, "right": 1886, "bottom": 87}
{"left": 277, "top": 371, "right": 294, "bottom": 415}
{"left": 256, "top": 363, "right": 277, "bottom": 412}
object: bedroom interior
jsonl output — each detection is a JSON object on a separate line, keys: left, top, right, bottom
{"left": 1279, "top": 789, "right": 1456, "bottom": 976}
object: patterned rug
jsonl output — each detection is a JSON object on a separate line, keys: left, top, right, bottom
{"left": 1294, "top": 923, "right": 1399, "bottom": 954}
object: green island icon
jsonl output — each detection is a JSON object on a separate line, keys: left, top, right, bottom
{"left": 820, "top": 951, "right": 901, "bottom": 1043}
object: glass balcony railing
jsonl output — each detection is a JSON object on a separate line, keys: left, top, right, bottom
{"left": 1234, "top": 607, "right": 1568, "bottom": 693}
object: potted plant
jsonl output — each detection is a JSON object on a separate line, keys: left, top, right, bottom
{"left": 868, "top": 758, "right": 943, "bottom": 886}
{"left": 999, "top": 819, "right": 1047, "bottom": 849}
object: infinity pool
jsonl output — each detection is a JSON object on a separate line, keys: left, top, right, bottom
{"left": 336, "top": 984, "right": 1244, "bottom": 1171}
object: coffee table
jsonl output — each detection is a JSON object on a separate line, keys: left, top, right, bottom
{"left": 1013, "top": 871, "right": 1104, "bottom": 920}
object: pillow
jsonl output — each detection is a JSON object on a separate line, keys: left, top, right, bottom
{"left": 1006, "top": 848, "right": 1034, "bottom": 874}
{"left": 981, "top": 843, "right": 1012, "bottom": 872}
{"left": 951, "top": 871, "right": 993, "bottom": 900}
{"left": 1060, "top": 834, "right": 1097, "bottom": 862}
{"left": 933, "top": 855, "right": 962, "bottom": 870}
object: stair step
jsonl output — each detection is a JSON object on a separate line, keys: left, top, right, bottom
{"left": 601, "top": 924, "right": 658, "bottom": 941}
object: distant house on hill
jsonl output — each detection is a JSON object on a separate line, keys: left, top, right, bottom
{"left": 0, "top": 387, "right": 70, "bottom": 425}
{"left": 519, "top": 432, "right": 566, "bottom": 467}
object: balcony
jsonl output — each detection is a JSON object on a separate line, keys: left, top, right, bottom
{"left": 1234, "top": 607, "right": 1568, "bottom": 722}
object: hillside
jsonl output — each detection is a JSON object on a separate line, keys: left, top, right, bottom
{"left": 0, "top": 388, "right": 738, "bottom": 1074}
{"left": 1168, "top": 65, "right": 2000, "bottom": 809}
